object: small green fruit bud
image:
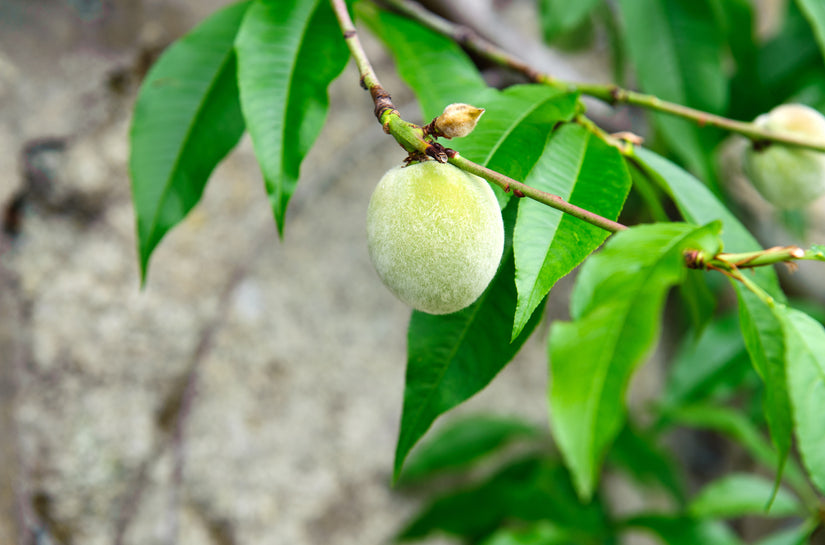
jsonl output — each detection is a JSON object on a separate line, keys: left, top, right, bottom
{"left": 366, "top": 161, "right": 504, "bottom": 315}
{"left": 742, "top": 103, "right": 825, "bottom": 209}
{"left": 434, "top": 103, "right": 485, "bottom": 139}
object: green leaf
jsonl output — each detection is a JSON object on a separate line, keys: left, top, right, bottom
{"left": 512, "top": 124, "right": 631, "bottom": 339}
{"left": 678, "top": 269, "right": 717, "bottom": 336}
{"left": 481, "top": 522, "right": 576, "bottom": 545}
{"left": 392, "top": 90, "right": 578, "bottom": 479}
{"left": 235, "top": 0, "right": 349, "bottom": 234}
{"left": 689, "top": 474, "right": 802, "bottom": 518}
{"left": 662, "top": 403, "right": 809, "bottom": 495}
{"left": 734, "top": 289, "right": 793, "bottom": 483}
{"left": 608, "top": 423, "right": 685, "bottom": 502}
{"left": 633, "top": 149, "right": 794, "bottom": 479}
{"left": 549, "top": 222, "right": 723, "bottom": 500}
{"left": 355, "top": 2, "right": 488, "bottom": 120}
{"left": 796, "top": 0, "right": 825, "bottom": 63}
{"left": 539, "top": 0, "right": 601, "bottom": 42}
{"left": 618, "top": 0, "right": 727, "bottom": 181}
{"left": 781, "top": 307, "right": 825, "bottom": 494}
{"left": 399, "top": 456, "right": 610, "bottom": 543}
{"left": 451, "top": 86, "right": 581, "bottom": 207}
{"left": 662, "top": 313, "right": 752, "bottom": 409}
{"left": 632, "top": 148, "right": 783, "bottom": 299}
{"left": 129, "top": 1, "right": 250, "bottom": 281}
{"left": 400, "top": 414, "right": 538, "bottom": 483}
{"left": 624, "top": 515, "right": 743, "bottom": 545}
{"left": 395, "top": 203, "right": 545, "bottom": 479}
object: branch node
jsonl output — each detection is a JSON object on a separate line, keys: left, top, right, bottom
{"left": 683, "top": 249, "right": 707, "bottom": 269}
{"left": 513, "top": 188, "right": 525, "bottom": 198}
{"left": 425, "top": 142, "right": 449, "bottom": 163}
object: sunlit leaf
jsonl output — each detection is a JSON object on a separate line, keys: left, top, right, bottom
{"left": 512, "top": 124, "right": 631, "bottom": 339}
{"left": 130, "top": 1, "right": 250, "bottom": 281}
{"left": 549, "top": 222, "right": 722, "bottom": 499}
{"left": 235, "top": 0, "right": 349, "bottom": 233}
{"left": 781, "top": 307, "right": 825, "bottom": 494}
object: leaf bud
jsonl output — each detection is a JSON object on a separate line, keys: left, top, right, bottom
{"left": 433, "top": 103, "right": 485, "bottom": 139}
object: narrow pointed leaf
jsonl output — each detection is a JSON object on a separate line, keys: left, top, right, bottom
{"left": 633, "top": 148, "right": 793, "bottom": 484}
{"left": 400, "top": 457, "right": 610, "bottom": 542}
{"left": 400, "top": 415, "right": 538, "bottom": 483}
{"left": 540, "top": 0, "right": 601, "bottom": 42}
{"left": 129, "top": 0, "right": 250, "bottom": 281}
{"left": 235, "top": 0, "right": 349, "bottom": 233}
{"left": 781, "top": 307, "right": 825, "bottom": 494}
{"left": 395, "top": 250, "right": 544, "bottom": 479}
{"left": 549, "top": 222, "right": 723, "bottom": 499}
{"left": 450, "top": 87, "right": 580, "bottom": 206}
{"left": 618, "top": 0, "right": 727, "bottom": 180}
{"left": 735, "top": 289, "right": 793, "bottom": 481}
{"left": 512, "top": 124, "right": 631, "bottom": 339}
{"left": 632, "top": 149, "right": 767, "bottom": 262}
{"left": 796, "top": 0, "right": 825, "bottom": 63}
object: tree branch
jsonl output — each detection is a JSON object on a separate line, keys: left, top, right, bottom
{"left": 380, "top": 0, "right": 825, "bottom": 155}
{"left": 329, "top": 0, "right": 626, "bottom": 234}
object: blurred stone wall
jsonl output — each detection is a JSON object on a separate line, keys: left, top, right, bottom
{"left": 0, "top": 1, "right": 556, "bottom": 544}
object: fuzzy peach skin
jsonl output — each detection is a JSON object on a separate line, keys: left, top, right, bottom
{"left": 743, "top": 104, "right": 825, "bottom": 209}
{"left": 366, "top": 161, "right": 504, "bottom": 314}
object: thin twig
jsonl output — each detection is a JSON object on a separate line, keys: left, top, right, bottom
{"left": 380, "top": 0, "right": 825, "bottom": 154}
{"left": 329, "top": 0, "right": 627, "bottom": 234}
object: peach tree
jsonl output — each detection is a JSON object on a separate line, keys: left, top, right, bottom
{"left": 129, "top": 0, "right": 825, "bottom": 542}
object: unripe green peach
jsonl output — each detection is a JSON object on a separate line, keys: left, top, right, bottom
{"left": 742, "top": 103, "right": 825, "bottom": 209}
{"left": 366, "top": 161, "right": 504, "bottom": 315}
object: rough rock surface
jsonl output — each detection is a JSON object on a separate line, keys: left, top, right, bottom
{"left": 0, "top": 1, "right": 556, "bottom": 544}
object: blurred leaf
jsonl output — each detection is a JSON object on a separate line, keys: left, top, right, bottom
{"left": 632, "top": 149, "right": 793, "bottom": 473}
{"left": 758, "top": 2, "right": 824, "bottom": 109}
{"left": 796, "top": 0, "right": 825, "bottom": 63}
{"left": 689, "top": 473, "right": 802, "bottom": 518}
{"left": 663, "top": 403, "right": 808, "bottom": 493}
{"left": 678, "top": 269, "right": 717, "bottom": 336}
{"left": 129, "top": 1, "right": 250, "bottom": 281}
{"left": 481, "top": 522, "right": 577, "bottom": 545}
{"left": 735, "top": 290, "right": 793, "bottom": 485}
{"left": 451, "top": 86, "right": 580, "bottom": 207}
{"left": 539, "top": 0, "right": 601, "bottom": 42}
{"left": 399, "top": 456, "right": 610, "bottom": 543}
{"left": 608, "top": 423, "right": 685, "bottom": 502}
{"left": 356, "top": 2, "right": 488, "bottom": 120}
{"left": 624, "top": 515, "right": 743, "bottom": 545}
{"left": 618, "top": 0, "right": 727, "bottom": 182}
{"left": 400, "top": 414, "right": 538, "bottom": 483}
{"left": 663, "top": 313, "right": 752, "bottom": 409}
{"left": 549, "top": 222, "right": 723, "bottom": 500}
{"left": 395, "top": 203, "right": 544, "bottom": 479}
{"left": 781, "top": 308, "right": 825, "bottom": 494}
{"left": 235, "top": 0, "right": 349, "bottom": 234}
{"left": 754, "top": 524, "right": 814, "bottom": 545}
{"left": 709, "top": 0, "right": 758, "bottom": 119}
{"left": 512, "top": 124, "right": 631, "bottom": 339}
